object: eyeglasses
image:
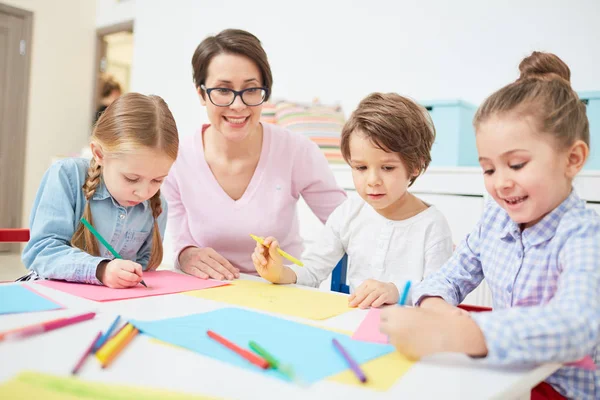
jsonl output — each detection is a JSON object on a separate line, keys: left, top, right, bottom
{"left": 200, "top": 84, "right": 269, "bottom": 107}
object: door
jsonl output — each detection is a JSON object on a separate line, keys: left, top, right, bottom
{"left": 0, "top": 4, "right": 32, "bottom": 253}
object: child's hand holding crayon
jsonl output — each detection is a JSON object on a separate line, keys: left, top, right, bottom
{"left": 96, "top": 259, "right": 144, "bottom": 289}
{"left": 251, "top": 236, "right": 286, "bottom": 283}
{"left": 348, "top": 279, "right": 399, "bottom": 309}
{"left": 379, "top": 306, "right": 487, "bottom": 360}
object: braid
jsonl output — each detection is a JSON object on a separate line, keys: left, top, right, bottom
{"left": 82, "top": 158, "right": 102, "bottom": 200}
{"left": 147, "top": 190, "right": 164, "bottom": 270}
{"left": 71, "top": 159, "right": 102, "bottom": 255}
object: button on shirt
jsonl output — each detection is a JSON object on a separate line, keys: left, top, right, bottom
{"left": 413, "top": 191, "right": 600, "bottom": 399}
{"left": 22, "top": 158, "right": 167, "bottom": 284}
{"left": 291, "top": 195, "right": 453, "bottom": 304}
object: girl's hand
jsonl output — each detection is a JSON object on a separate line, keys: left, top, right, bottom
{"left": 379, "top": 306, "right": 488, "bottom": 360}
{"left": 179, "top": 247, "right": 240, "bottom": 280}
{"left": 97, "top": 259, "right": 143, "bottom": 288}
{"left": 419, "top": 296, "right": 470, "bottom": 317}
{"left": 348, "top": 279, "right": 399, "bottom": 308}
{"left": 251, "top": 236, "right": 285, "bottom": 283}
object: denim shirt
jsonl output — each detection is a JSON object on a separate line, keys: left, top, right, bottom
{"left": 22, "top": 158, "right": 168, "bottom": 285}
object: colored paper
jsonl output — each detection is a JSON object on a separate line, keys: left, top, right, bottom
{"left": 567, "top": 355, "right": 596, "bottom": 370}
{"left": 131, "top": 307, "right": 394, "bottom": 384}
{"left": 35, "top": 271, "right": 228, "bottom": 302}
{"left": 351, "top": 308, "right": 389, "bottom": 344}
{"left": 185, "top": 279, "right": 351, "bottom": 320}
{"left": 328, "top": 351, "right": 414, "bottom": 390}
{"left": 0, "top": 371, "right": 217, "bottom": 399}
{"left": 0, "top": 285, "right": 62, "bottom": 315}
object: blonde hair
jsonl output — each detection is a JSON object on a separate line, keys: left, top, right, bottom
{"left": 71, "top": 93, "right": 179, "bottom": 270}
{"left": 474, "top": 51, "right": 589, "bottom": 150}
{"left": 340, "top": 92, "right": 436, "bottom": 187}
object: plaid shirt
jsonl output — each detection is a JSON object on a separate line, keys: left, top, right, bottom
{"left": 413, "top": 190, "right": 600, "bottom": 399}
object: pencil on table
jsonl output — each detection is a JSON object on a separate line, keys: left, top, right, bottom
{"left": 100, "top": 325, "right": 139, "bottom": 369}
{"left": 332, "top": 338, "right": 367, "bottom": 383}
{"left": 0, "top": 312, "right": 96, "bottom": 341}
{"left": 207, "top": 330, "right": 269, "bottom": 369}
{"left": 93, "top": 315, "right": 121, "bottom": 352}
{"left": 72, "top": 331, "right": 102, "bottom": 375}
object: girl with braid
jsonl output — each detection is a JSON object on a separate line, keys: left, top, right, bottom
{"left": 21, "top": 93, "right": 179, "bottom": 288}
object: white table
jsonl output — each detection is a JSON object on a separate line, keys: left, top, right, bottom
{"left": 0, "top": 273, "right": 559, "bottom": 400}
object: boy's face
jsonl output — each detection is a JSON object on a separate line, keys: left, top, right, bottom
{"left": 348, "top": 132, "right": 415, "bottom": 219}
{"left": 476, "top": 114, "right": 573, "bottom": 229}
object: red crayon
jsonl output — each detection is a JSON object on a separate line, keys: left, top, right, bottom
{"left": 207, "top": 330, "right": 269, "bottom": 369}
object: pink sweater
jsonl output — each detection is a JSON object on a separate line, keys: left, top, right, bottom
{"left": 162, "top": 123, "right": 347, "bottom": 274}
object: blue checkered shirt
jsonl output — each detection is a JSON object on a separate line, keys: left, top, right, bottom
{"left": 413, "top": 190, "right": 600, "bottom": 399}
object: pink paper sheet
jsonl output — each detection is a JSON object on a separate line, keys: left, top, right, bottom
{"left": 351, "top": 307, "right": 389, "bottom": 344}
{"left": 36, "top": 271, "right": 228, "bottom": 302}
{"left": 566, "top": 355, "right": 596, "bottom": 370}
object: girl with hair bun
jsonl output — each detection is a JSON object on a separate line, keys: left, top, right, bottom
{"left": 382, "top": 52, "right": 599, "bottom": 400}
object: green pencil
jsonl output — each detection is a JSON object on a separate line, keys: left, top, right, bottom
{"left": 248, "top": 341, "right": 298, "bottom": 383}
{"left": 80, "top": 217, "right": 147, "bottom": 288}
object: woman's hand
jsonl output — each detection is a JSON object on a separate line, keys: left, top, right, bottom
{"left": 179, "top": 247, "right": 240, "bottom": 280}
{"left": 348, "top": 279, "right": 399, "bottom": 308}
{"left": 97, "top": 259, "right": 143, "bottom": 288}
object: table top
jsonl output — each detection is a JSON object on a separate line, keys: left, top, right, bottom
{"left": 0, "top": 273, "right": 559, "bottom": 400}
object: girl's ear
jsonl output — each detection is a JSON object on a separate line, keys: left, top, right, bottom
{"left": 565, "top": 140, "right": 589, "bottom": 179}
{"left": 90, "top": 142, "right": 105, "bottom": 166}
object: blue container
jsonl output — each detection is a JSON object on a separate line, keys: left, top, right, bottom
{"left": 579, "top": 91, "right": 600, "bottom": 170}
{"left": 422, "top": 100, "right": 478, "bottom": 167}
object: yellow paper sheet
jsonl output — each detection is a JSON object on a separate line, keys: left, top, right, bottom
{"left": 328, "top": 351, "right": 414, "bottom": 391}
{"left": 0, "top": 371, "right": 219, "bottom": 399}
{"left": 184, "top": 280, "right": 352, "bottom": 320}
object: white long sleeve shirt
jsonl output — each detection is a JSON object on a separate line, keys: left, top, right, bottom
{"left": 290, "top": 195, "right": 453, "bottom": 304}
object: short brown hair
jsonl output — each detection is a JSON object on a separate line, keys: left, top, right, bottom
{"left": 191, "top": 29, "right": 273, "bottom": 101}
{"left": 341, "top": 92, "right": 436, "bottom": 186}
{"left": 474, "top": 51, "right": 589, "bottom": 150}
{"left": 100, "top": 76, "right": 121, "bottom": 98}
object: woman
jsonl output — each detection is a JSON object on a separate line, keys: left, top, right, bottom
{"left": 163, "top": 29, "right": 346, "bottom": 280}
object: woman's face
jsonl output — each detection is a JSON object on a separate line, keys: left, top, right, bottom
{"left": 199, "top": 53, "right": 264, "bottom": 143}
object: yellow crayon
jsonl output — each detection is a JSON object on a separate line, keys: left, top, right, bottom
{"left": 250, "top": 234, "right": 304, "bottom": 267}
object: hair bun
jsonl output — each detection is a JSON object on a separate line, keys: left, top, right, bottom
{"left": 518, "top": 51, "right": 571, "bottom": 83}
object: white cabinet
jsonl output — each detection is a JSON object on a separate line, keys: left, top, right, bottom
{"left": 415, "top": 193, "right": 483, "bottom": 245}
{"left": 587, "top": 203, "right": 600, "bottom": 216}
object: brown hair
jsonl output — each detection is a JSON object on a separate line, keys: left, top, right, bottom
{"left": 474, "top": 51, "right": 589, "bottom": 150}
{"left": 341, "top": 92, "right": 436, "bottom": 186}
{"left": 100, "top": 76, "right": 122, "bottom": 98}
{"left": 191, "top": 29, "right": 273, "bottom": 100}
{"left": 71, "top": 93, "right": 179, "bottom": 270}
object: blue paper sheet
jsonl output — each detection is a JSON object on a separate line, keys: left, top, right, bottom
{"left": 0, "top": 285, "right": 62, "bottom": 315}
{"left": 132, "top": 308, "right": 395, "bottom": 384}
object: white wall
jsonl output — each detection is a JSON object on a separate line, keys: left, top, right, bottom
{"left": 130, "top": 0, "right": 600, "bottom": 138}
{"left": 4, "top": 0, "right": 96, "bottom": 227}
{"left": 96, "top": 0, "right": 135, "bottom": 28}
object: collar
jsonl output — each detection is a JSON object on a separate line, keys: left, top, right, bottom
{"left": 499, "top": 189, "right": 583, "bottom": 246}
